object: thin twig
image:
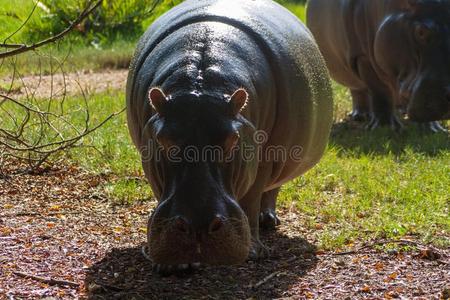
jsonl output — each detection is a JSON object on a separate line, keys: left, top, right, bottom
{"left": 249, "top": 271, "right": 286, "bottom": 289}
{"left": 0, "top": 211, "right": 82, "bottom": 217}
{"left": 2, "top": 1, "right": 38, "bottom": 45}
{"left": 144, "top": 0, "right": 162, "bottom": 16}
{"left": 0, "top": 43, "right": 26, "bottom": 49}
{"left": 13, "top": 271, "right": 79, "bottom": 288}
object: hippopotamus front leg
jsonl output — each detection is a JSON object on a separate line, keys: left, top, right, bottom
{"left": 239, "top": 165, "right": 272, "bottom": 260}
{"left": 356, "top": 56, "right": 403, "bottom": 130}
{"left": 350, "top": 89, "right": 370, "bottom": 122}
{"left": 259, "top": 187, "right": 281, "bottom": 230}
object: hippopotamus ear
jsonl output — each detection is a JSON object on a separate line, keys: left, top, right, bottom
{"left": 148, "top": 88, "right": 168, "bottom": 115}
{"left": 228, "top": 88, "right": 249, "bottom": 115}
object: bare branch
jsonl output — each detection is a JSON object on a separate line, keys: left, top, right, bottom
{"left": 0, "top": 43, "right": 26, "bottom": 49}
{"left": 13, "top": 271, "right": 80, "bottom": 288}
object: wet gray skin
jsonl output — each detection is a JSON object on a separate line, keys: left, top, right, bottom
{"left": 307, "top": 0, "right": 450, "bottom": 131}
{"left": 126, "top": 0, "right": 333, "bottom": 275}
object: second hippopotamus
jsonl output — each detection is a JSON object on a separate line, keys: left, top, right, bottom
{"left": 307, "top": 0, "right": 450, "bottom": 131}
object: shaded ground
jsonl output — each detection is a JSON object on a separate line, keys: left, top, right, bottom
{"left": 1, "top": 163, "right": 448, "bottom": 299}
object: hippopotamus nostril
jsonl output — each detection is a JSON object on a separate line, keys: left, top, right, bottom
{"left": 173, "top": 216, "right": 190, "bottom": 234}
{"left": 208, "top": 215, "right": 225, "bottom": 234}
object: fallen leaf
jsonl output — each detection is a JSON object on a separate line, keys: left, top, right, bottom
{"left": 0, "top": 227, "right": 13, "bottom": 236}
{"left": 49, "top": 205, "right": 61, "bottom": 211}
{"left": 374, "top": 262, "right": 384, "bottom": 271}
{"left": 384, "top": 272, "right": 398, "bottom": 282}
{"left": 314, "top": 223, "right": 324, "bottom": 230}
{"left": 113, "top": 226, "right": 123, "bottom": 233}
{"left": 46, "top": 222, "right": 55, "bottom": 228}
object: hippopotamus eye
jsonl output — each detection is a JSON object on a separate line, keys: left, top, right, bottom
{"left": 414, "top": 23, "right": 434, "bottom": 44}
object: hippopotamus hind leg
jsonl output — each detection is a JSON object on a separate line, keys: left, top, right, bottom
{"left": 259, "top": 187, "right": 281, "bottom": 230}
{"left": 367, "top": 91, "right": 403, "bottom": 131}
{"left": 349, "top": 89, "right": 370, "bottom": 121}
{"left": 355, "top": 56, "right": 403, "bottom": 130}
{"left": 415, "top": 121, "right": 448, "bottom": 133}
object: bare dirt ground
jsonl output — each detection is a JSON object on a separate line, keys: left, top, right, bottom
{"left": 0, "top": 162, "right": 449, "bottom": 300}
{"left": 0, "top": 70, "right": 128, "bottom": 99}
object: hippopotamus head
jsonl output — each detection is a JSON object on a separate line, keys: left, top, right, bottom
{"left": 374, "top": 0, "right": 450, "bottom": 121}
{"left": 145, "top": 87, "right": 252, "bottom": 267}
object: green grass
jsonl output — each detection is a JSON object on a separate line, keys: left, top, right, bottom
{"left": 62, "top": 92, "right": 152, "bottom": 204}
{"left": 0, "top": 39, "right": 135, "bottom": 77}
{"left": 1, "top": 2, "right": 448, "bottom": 251}
{"left": 282, "top": 2, "right": 306, "bottom": 21}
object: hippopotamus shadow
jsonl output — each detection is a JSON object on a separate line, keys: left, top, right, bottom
{"left": 330, "top": 120, "right": 450, "bottom": 157}
{"left": 85, "top": 230, "right": 317, "bottom": 299}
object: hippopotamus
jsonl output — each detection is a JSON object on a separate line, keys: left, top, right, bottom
{"left": 126, "top": 0, "right": 333, "bottom": 274}
{"left": 307, "top": 0, "right": 450, "bottom": 131}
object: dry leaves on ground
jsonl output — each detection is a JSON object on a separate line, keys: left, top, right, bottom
{"left": 0, "top": 162, "right": 449, "bottom": 299}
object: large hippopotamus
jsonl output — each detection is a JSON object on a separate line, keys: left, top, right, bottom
{"left": 307, "top": 0, "right": 450, "bottom": 131}
{"left": 126, "top": 0, "right": 333, "bottom": 274}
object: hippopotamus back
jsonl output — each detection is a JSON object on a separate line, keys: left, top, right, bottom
{"left": 126, "top": 0, "right": 332, "bottom": 271}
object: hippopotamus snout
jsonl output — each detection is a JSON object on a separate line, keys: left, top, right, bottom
{"left": 408, "top": 78, "right": 450, "bottom": 122}
{"left": 147, "top": 194, "right": 251, "bottom": 267}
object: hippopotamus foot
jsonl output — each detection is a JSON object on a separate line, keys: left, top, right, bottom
{"left": 415, "top": 121, "right": 448, "bottom": 133}
{"left": 248, "top": 238, "right": 270, "bottom": 261}
{"left": 152, "top": 262, "right": 201, "bottom": 276}
{"left": 366, "top": 113, "right": 403, "bottom": 131}
{"left": 349, "top": 110, "right": 369, "bottom": 122}
{"left": 260, "top": 210, "right": 281, "bottom": 230}
{"left": 259, "top": 188, "right": 281, "bottom": 230}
